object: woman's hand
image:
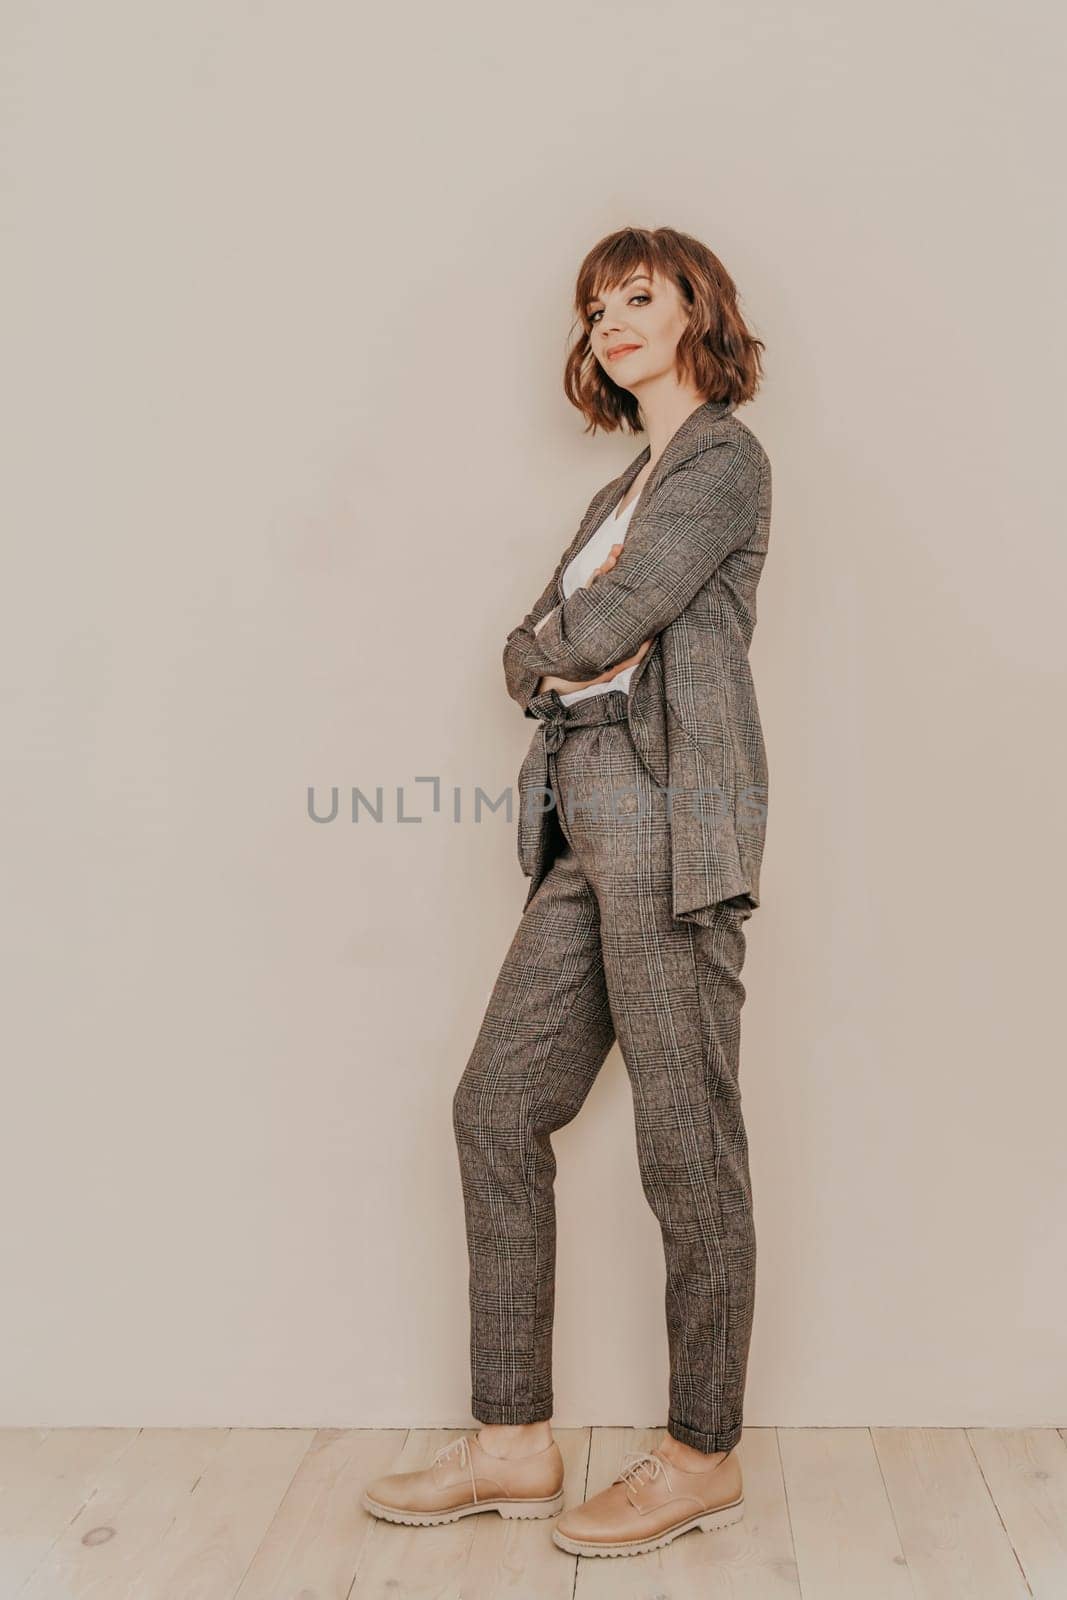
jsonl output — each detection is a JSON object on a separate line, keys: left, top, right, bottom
{"left": 534, "top": 543, "right": 653, "bottom": 695}
{"left": 536, "top": 635, "right": 653, "bottom": 696}
{"left": 586, "top": 544, "right": 624, "bottom": 587}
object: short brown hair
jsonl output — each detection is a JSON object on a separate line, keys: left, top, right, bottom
{"left": 564, "top": 226, "right": 765, "bottom": 435}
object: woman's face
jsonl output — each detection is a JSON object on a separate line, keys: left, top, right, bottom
{"left": 586, "top": 268, "right": 690, "bottom": 394}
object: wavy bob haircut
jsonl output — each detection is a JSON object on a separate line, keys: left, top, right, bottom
{"left": 564, "top": 226, "right": 765, "bottom": 436}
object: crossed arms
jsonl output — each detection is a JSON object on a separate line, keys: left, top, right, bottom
{"left": 502, "top": 435, "right": 761, "bottom": 713}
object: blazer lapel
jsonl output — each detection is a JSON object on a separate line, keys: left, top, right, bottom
{"left": 557, "top": 398, "right": 734, "bottom": 602}
{"left": 557, "top": 458, "right": 645, "bottom": 602}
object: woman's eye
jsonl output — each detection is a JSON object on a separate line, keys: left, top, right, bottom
{"left": 590, "top": 294, "right": 650, "bottom": 325}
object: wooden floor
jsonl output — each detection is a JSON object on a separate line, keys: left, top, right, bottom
{"left": 1, "top": 1425, "right": 1065, "bottom": 1597}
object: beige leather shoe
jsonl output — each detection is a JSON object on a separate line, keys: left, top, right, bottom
{"left": 361, "top": 1433, "right": 565, "bottom": 1526}
{"left": 552, "top": 1444, "right": 743, "bottom": 1557}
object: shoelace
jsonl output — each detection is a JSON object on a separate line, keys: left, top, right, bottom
{"left": 430, "top": 1434, "right": 479, "bottom": 1503}
{"left": 615, "top": 1449, "right": 674, "bottom": 1495}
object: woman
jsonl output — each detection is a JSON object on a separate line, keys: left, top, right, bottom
{"left": 363, "top": 226, "right": 771, "bottom": 1559}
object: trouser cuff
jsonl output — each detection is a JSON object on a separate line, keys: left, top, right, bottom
{"left": 667, "top": 1414, "right": 742, "bottom": 1454}
{"left": 471, "top": 1394, "right": 554, "bottom": 1425}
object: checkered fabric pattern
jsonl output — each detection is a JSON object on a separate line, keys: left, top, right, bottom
{"left": 453, "top": 700, "right": 755, "bottom": 1454}
{"left": 503, "top": 399, "right": 772, "bottom": 922}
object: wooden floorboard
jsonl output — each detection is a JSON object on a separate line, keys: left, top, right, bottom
{"left": 0, "top": 1426, "right": 1061, "bottom": 1598}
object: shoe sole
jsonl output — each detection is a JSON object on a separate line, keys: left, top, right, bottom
{"left": 361, "top": 1488, "right": 565, "bottom": 1526}
{"left": 551, "top": 1494, "right": 743, "bottom": 1557}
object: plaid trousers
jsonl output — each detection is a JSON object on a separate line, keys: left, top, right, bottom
{"left": 452, "top": 690, "right": 756, "bottom": 1454}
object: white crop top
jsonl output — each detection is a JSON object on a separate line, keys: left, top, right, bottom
{"left": 532, "top": 492, "right": 639, "bottom": 707}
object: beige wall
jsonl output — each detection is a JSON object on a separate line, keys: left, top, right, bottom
{"left": 3, "top": 0, "right": 1064, "bottom": 1429}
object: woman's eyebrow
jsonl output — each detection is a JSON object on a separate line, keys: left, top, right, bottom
{"left": 586, "top": 273, "right": 652, "bottom": 310}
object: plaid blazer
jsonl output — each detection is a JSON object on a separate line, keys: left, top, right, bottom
{"left": 503, "top": 397, "right": 772, "bottom": 924}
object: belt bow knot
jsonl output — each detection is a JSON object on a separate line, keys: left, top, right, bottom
{"left": 528, "top": 691, "right": 569, "bottom": 754}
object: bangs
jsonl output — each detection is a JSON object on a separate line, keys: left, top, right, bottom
{"left": 579, "top": 231, "right": 666, "bottom": 321}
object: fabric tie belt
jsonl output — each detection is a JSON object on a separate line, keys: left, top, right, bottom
{"left": 526, "top": 688, "right": 630, "bottom": 754}
{"left": 517, "top": 689, "right": 633, "bottom": 865}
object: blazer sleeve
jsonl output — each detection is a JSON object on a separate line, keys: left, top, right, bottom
{"left": 503, "top": 435, "right": 761, "bottom": 703}
{"left": 502, "top": 550, "right": 572, "bottom": 714}
{"left": 533, "top": 604, "right": 561, "bottom": 636}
